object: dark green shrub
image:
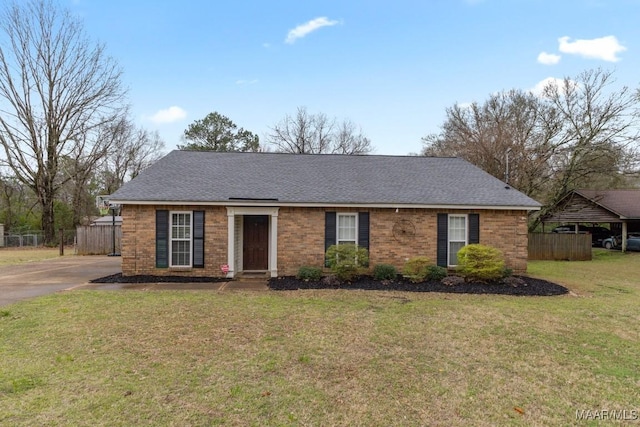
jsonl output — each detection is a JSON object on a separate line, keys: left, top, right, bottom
{"left": 296, "top": 266, "right": 322, "bottom": 281}
{"left": 426, "top": 265, "right": 447, "bottom": 281}
{"left": 457, "top": 244, "right": 505, "bottom": 282}
{"left": 325, "top": 244, "right": 369, "bottom": 282}
{"left": 403, "top": 256, "right": 431, "bottom": 283}
{"left": 373, "top": 264, "right": 397, "bottom": 281}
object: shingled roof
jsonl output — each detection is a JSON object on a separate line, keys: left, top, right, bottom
{"left": 110, "top": 150, "right": 541, "bottom": 209}
{"left": 575, "top": 189, "right": 640, "bottom": 219}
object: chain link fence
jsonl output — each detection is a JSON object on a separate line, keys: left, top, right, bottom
{"left": 1, "top": 230, "right": 76, "bottom": 248}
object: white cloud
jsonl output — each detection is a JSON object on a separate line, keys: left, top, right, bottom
{"left": 236, "top": 79, "right": 258, "bottom": 86}
{"left": 537, "top": 51, "right": 561, "bottom": 65}
{"left": 285, "top": 17, "right": 339, "bottom": 44}
{"left": 530, "top": 77, "right": 578, "bottom": 97}
{"left": 558, "top": 35, "right": 626, "bottom": 62}
{"left": 149, "top": 106, "right": 187, "bottom": 124}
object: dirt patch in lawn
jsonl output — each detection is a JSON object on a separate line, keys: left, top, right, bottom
{"left": 268, "top": 275, "right": 569, "bottom": 296}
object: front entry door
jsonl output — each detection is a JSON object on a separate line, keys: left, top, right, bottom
{"left": 243, "top": 215, "right": 269, "bottom": 270}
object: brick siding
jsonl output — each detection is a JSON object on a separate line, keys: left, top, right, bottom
{"left": 121, "top": 205, "right": 530, "bottom": 276}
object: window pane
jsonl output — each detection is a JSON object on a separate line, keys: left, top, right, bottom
{"left": 448, "top": 215, "right": 466, "bottom": 266}
{"left": 449, "top": 216, "right": 466, "bottom": 241}
{"left": 449, "top": 241, "right": 465, "bottom": 265}
{"left": 172, "top": 214, "right": 191, "bottom": 239}
{"left": 170, "top": 213, "right": 191, "bottom": 266}
{"left": 171, "top": 240, "right": 190, "bottom": 266}
{"left": 338, "top": 214, "right": 356, "bottom": 241}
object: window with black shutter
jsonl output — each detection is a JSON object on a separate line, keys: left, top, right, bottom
{"left": 156, "top": 209, "right": 205, "bottom": 268}
{"left": 325, "top": 211, "right": 370, "bottom": 266}
{"left": 437, "top": 213, "right": 480, "bottom": 267}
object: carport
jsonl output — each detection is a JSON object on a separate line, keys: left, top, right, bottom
{"left": 542, "top": 189, "right": 640, "bottom": 251}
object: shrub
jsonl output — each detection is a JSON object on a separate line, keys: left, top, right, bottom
{"left": 457, "top": 244, "right": 505, "bottom": 282}
{"left": 403, "top": 256, "right": 431, "bottom": 283}
{"left": 373, "top": 264, "right": 398, "bottom": 281}
{"left": 426, "top": 265, "right": 447, "bottom": 281}
{"left": 325, "top": 244, "right": 369, "bottom": 282}
{"left": 296, "top": 266, "right": 322, "bottom": 281}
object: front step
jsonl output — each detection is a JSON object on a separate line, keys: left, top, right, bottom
{"left": 235, "top": 271, "right": 270, "bottom": 281}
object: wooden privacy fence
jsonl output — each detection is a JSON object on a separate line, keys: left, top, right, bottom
{"left": 528, "top": 233, "right": 592, "bottom": 261}
{"left": 76, "top": 225, "right": 122, "bottom": 255}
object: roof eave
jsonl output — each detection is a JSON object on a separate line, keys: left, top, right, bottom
{"left": 110, "top": 199, "right": 541, "bottom": 211}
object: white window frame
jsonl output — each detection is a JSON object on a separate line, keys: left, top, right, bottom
{"left": 337, "top": 213, "right": 358, "bottom": 246}
{"left": 170, "top": 211, "right": 192, "bottom": 267}
{"left": 448, "top": 214, "right": 467, "bottom": 267}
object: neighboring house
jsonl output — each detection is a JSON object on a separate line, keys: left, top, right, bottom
{"left": 110, "top": 151, "right": 541, "bottom": 278}
{"left": 90, "top": 216, "right": 123, "bottom": 226}
{"left": 542, "top": 189, "right": 640, "bottom": 247}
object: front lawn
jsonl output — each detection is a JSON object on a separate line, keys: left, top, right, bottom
{"left": 0, "top": 247, "right": 61, "bottom": 266}
{"left": 1, "top": 249, "right": 639, "bottom": 426}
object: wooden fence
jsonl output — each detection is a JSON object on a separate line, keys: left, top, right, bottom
{"left": 76, "top": 225, "right": 122, "bottom": 255}
{"left": 528, "top": 233, "right": 592, "bottom": 261}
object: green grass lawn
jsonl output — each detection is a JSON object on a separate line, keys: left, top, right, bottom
{"left": 0, "top": 247, "right": 62, "bottom": 266}
{"left": 1, "top": 249, "right": 639, "bottom": 426}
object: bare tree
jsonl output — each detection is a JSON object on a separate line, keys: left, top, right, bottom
{"left": 422, "top": 90, "right": 559, "bottom": 199}
{"left": 268, "top": 107, "right": 373, "bottom": 154}
{"left": 61, "top": 121, "right": 119, "bottom": 226}
{"left": 333, "top": 120, "right": 372, "bottom": 155}
{"left": 100, "top": 119, "right": 165, "bottom": 195}
{"left": 0, "top": 0, "right": 126, "bottom": 242}
{"left": 540, "top": 69, "right": 639, "bottom": 210}
{"left": 422, "top": 69, "right": 640, "bottom": 229}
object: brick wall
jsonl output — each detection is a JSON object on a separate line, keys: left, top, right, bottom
{"left": 121, "top": 205, "right": 228, "bottom": 277}
{"left": 121, "top": 205, "right": 530, "bottom": 276}
{"left": 276, "top": 207, "right": 326, "bottom": 275}
{"left": 276, "top": 208, "right": 529, "bottom": 275}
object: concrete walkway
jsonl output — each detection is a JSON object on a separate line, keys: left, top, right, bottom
{"left": 0, "top": 255, "right": 268, "bottom": 307}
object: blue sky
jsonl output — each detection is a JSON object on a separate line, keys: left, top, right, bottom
{"left": 70, "top": 0, "right": 639, "bottom": 155}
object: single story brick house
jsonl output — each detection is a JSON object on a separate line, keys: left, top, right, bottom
{"left": 110, "top": 150, "right": 541, "bottom": 278}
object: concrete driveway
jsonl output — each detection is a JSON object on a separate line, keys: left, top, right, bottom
{"left": 0, "top": 256, "right": 121, "bottom": 307}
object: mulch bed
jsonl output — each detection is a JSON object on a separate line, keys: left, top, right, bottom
{"left": 268, "top": 275, "right": 569, "bottom": 296}
{"left": 91, "top": 273, "right": 568, "bottom": 296}
{"left": 90, "top": 273, "right": 228, "bottom": 284}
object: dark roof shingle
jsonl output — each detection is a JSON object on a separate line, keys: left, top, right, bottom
{"left": 110, "top": 151, "right": 541, "bottom": 208}
{"left": 576, "top": 189, "right": 640, "bottom": 219}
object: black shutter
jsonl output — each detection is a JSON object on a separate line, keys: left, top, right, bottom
{"left": 156, "top": 210, "right": 169, "bottom": 268}
{"left": 193, "top": 211, "right": 205, "bottom": 268}
{"left": 358, "top": 212, "right": 369, "bottom": 250}
{"left": 468, "top": 213, "right": 479, "bottom": 244}
{"left": 325, "top": 212, "right": 336, "bottom": 267}
{"left": 358, "top": 212, "right": 370, "bottom": 267}
{"left": 436, "top": 213, "right": 448, "bottom": 267}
